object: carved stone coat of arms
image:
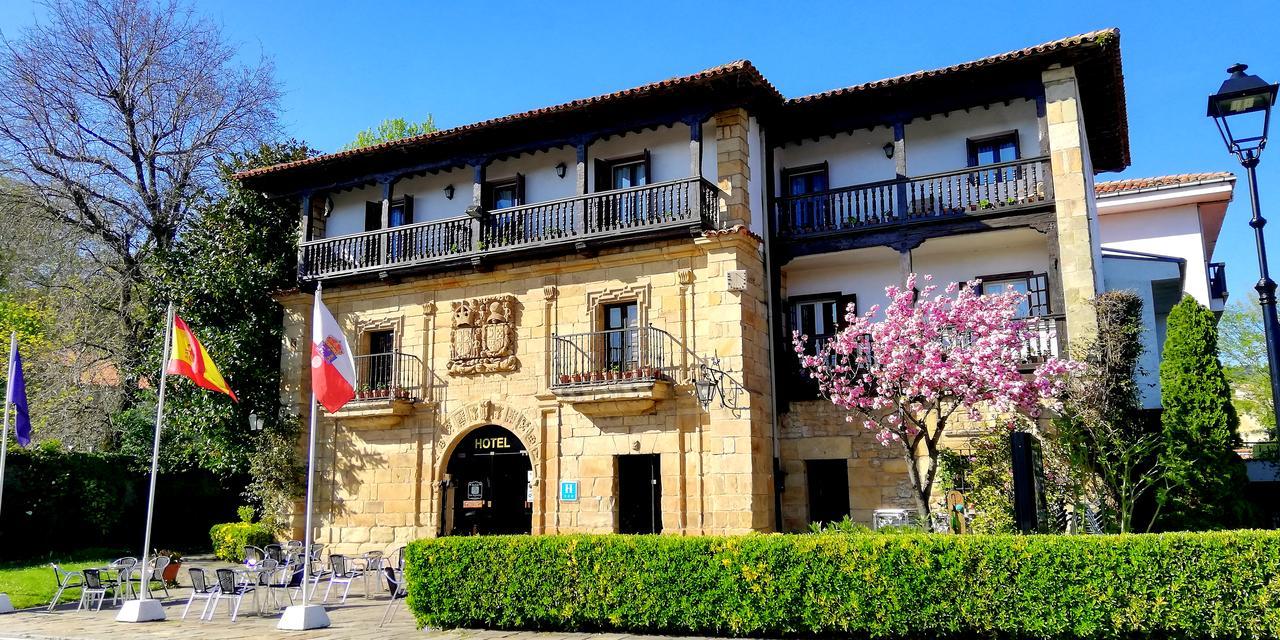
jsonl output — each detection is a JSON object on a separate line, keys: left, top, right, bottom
{"left": 447, "top": 295, "right": 518, "bottom": 374}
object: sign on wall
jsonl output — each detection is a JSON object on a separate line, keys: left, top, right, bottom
{"left": 559, "top": 480, "right": 578, "bottom": 502}
{"left": 466, "top": 481, "right": 483, "bottom": 500}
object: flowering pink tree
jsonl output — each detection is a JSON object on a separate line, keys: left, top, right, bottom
{"left": 792, "top": 273, "right": 1078, "bottom": 525}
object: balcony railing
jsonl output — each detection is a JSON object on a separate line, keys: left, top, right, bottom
{"left": 351, "top": 351, "right": 423, "bottom": 402}
{"left": 551, "top": 326, "right": 682, "bottom": 388}
{"left": 1209, "top": 262, "right": 1228, "bottom": 301}
{"left": 300, "top": 177, "right": 722, "bottom": 280}
{"left": 774, "top": 157, "right": 1053, "bottom": 239}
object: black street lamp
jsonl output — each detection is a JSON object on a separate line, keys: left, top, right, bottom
{"left": 1208, "top": 63, "right": 1280, "bottom": 419}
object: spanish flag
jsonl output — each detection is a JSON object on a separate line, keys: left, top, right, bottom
{"left": 166, "top": 315, "right": 238, "bottom": 402}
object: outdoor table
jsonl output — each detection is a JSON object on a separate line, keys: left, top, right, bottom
{"left": 232, "top": 566, "right": 270, "bottom": 617}
{"left": 90, "top": 564, "right": 131, "bottom": 606}
{"left": 351, "top": 553, "right": 384, "bottom": 599}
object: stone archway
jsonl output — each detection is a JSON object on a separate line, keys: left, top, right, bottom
{"left": 435, "top": 400, "right": 542, "bottom": 535}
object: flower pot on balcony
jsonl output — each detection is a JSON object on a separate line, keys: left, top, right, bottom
{"left": 623, "top": 370, "right": 635, "bottom": 380}
{"left": 571, "top": 373, "right": 583, "bottom": 383}
{"left": 590, "top": 371, "right": 603, "bottom": 383}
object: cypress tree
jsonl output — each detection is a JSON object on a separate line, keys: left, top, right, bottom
{"left": 1157, "top": 296, "right": 1250, "bottom": 530}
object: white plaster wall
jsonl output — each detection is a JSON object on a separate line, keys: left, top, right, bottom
{"left": 587, "top": 123, "right": 703, "bottom": 187}
{"left": 322, "top": 123, "right": 712, "bottom": 238}
{"left": 774, "top": 126, "right": 896, "bottom": 191}
{"left": 910, "top": 230, "right": 1052, "bottom": 289}
{"left": 905, "top": 99, "right": 1040, "bottom": 176}
{"left": 1099, "top": 203, "right": 1210, "bottom": 306}
{"left": 1102, "top": 256, "right": 1183, "bottom": 408}
{"left": 782, "top": 229, "right": 1051, "bottom": 311}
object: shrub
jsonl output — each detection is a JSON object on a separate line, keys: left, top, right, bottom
{"left": 208, "top": 522, "right": 274, "bottom": 562}
{"left": 406, "top": 531, "right": 1280, "bottom": 639}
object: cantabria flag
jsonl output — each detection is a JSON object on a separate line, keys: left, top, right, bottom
{"left": 311, "top": 290, "right": 356, "bottom": 413}
{"left": 167, "top": 316, "right": 237, "bottom": 402}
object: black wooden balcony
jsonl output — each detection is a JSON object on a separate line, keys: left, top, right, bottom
{"left": 299, "top": 177, "right": 722, "bottom": 281}
{"left": 1208, "top": 262, "right": 1228, "bottom": 302}
{"left": 773, "top": 157, "right": 1053, "bottom": 240}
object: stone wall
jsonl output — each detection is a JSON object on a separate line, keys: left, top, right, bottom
{"left": 278, "top": 231, "right": 775, "bottom": 554}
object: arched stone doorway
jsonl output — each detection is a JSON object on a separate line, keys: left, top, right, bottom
{"left": 445, "top": 424, "right": 533, "bottom": 535}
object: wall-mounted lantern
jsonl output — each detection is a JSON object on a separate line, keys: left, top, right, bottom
{"left": 694, "top": 357, "right": 749, "bottom": 416}
{"left": 555, "top": 162, "right": 567, "bottom": 179}
{"left": 443, "top": 184, "right": 455, "bottom": 200}
{"left": 882, "top": 141, "right": 895, "bottom": 159}
{"left": 248, "top": 411, "right": 263, "bottom": 432}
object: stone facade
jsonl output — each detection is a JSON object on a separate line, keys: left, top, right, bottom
{"left": 279, "top": 231, "right": 775, "bottom": 553}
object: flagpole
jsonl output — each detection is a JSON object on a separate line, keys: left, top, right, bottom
{"left": 301, "top": 285, "right": 322, "bottom": 603}
{"left": 140, "top": 303, "right": 174, "bottom": 600}
{"left": 0, "top": 332, "right": 15, "bottom": 521}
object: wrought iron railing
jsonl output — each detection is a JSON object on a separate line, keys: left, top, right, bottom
{"left": 1208, "top": 262, "right": 1228, "bottom": 301}
{"left": 774, "top": 157, "right": 1053, "bottom": 238}
{"left": 550, "top": 326, "right": 682, "bottom": 388}
{"left": 301, "top": 177, "right": 723, "bottom": 280}
{"left": 351, "top": 351, "right": 423, "bottom": 401}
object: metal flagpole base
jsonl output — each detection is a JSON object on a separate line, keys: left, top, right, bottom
{"left": 0, "top": 593, "right": 14, "bottom": 613}
{"left": 116, "top": 598, "right": 166, "bottom": 622}
{"left": 277, "top": 604, "right": 330, "bottom": 630}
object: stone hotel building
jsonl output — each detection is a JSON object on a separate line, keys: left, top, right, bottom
{"left": 235, "top": 28, "right": 1233, "bottom": 550}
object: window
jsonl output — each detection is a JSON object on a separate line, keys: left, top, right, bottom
{"left": 967, "top": 132, "right": 1021, "bottom": 183}
{"left": 602, "top": 301, "right": 639, "bottom": 372}
{"left": 364, "top": 196, "right": 415, "bottom": 230}
{"left": 484, "top": 176, "right": 524, "bottom": 211}
{"left": 976, "top": 272, "right": 1049, "bottom": 317}
{"left": 788, "top": 293, "right": 855, "bottom": 340}
{"left": 365, "top": 330, "right": 395, "bottom": 393}
{"left": 781, "top": 164, "right": 830, "bottom": 230}
{"left": 806, "top": 459, "right": 850, "bottom": 525}
{"left": 594, "top": 153, "right": 653, "bottom": 230}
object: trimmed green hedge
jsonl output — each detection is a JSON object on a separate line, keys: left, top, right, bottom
{"left": 208, "top": 522, "right": 274, "bottom": 562}
{"left": 405, "top": 532, "right": 1280, "bottom": 639}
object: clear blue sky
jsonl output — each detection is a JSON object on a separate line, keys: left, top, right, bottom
{"left": 3, "top": 0, "right": 1279, "bottom": 302}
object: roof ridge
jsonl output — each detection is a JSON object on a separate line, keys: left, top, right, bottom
{"left": 788, "top": 28, "right": 1119, "bottom": 104}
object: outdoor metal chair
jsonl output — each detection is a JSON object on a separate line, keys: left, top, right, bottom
{"left": 105, "top": 557, "right": 134, "bottom": 604}
{"left": 322, "top": 554, "right": 360, "bottom": 604}
{"left": 264, "top": 561, "right": 305, "bottom": 611}
{"left": 181, "top": 567, "right": 217, "bottom": 620}
{"left": 360, "top": 551, "right": 384, "bottom": 598}
{"left": 205, "top": 568, "right": 255, "bottom": 622}
{"left": 285, "top": 540, "right": 303, "bottom": 551}
{"left": 242, "top": 545, "right": 266, "bottom": 566}
{"left": 390, "top": 545, "right": 405, "bottom": 570}
{"left": 47, "top": 564, "right": 83, "bottom": 612}
{"left": 304, "top": 543, "right": 329, "bottom": 601}
{"left": 77, "top": 569, "right": 108, "bottom": 611}
{"left": 126, "top": 555, "right": 170, "bottom": 599}
{"left": 378, "top": 566, "right": 407, "bottom": 628}
{"left": 264, "top": 543, "right": 284, "bottom": 563}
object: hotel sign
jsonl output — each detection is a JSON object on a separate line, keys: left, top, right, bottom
{"left": 473, "top": 436, "right": 512, "bottom": 451}
{"left": 559, "top": 480, "right": 578, "bottom": 502}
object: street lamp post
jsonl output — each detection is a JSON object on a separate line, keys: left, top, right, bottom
{"left": 1208, "top": 63, "right": 1280, "bottom": 418}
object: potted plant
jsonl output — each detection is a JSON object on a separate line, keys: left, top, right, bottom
{"left": 394, "top": 386, "right": 410, "bottom": 400}
{"left": 356, "top": 384, "right": 369, "bottom": 400}
{"left": 590, "top": 370, "right": 603, "bottom": 383}
{"left": 571, "top": 373, "right": 583, "bottom": 383}
{"left": 157, "top": 550, "right": 183, "bottom": 585}
{"left": 376, "top": 384, "right": 390, "bottom": 399}
{"left": 558, "top": 374, "right": 572, "bottom": 385}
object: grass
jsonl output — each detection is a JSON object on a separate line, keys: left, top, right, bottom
{"left": 0, "top": 549, "right": 125, "bottom": 610}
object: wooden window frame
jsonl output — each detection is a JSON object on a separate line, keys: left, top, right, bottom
{"left": 780, "top": 162, "right": 831, "bottom": 196}
{"left": 483, "top": 174, "right": 524, "bottom": 211}
{"left": 966, "top": 131, "right": 1021, "bottom": 167}
{"left": 973, "top": 270, "right": 1051, "bottom": 316}
{"left": 594, "top": 151, "right": 652, "bottom": 193}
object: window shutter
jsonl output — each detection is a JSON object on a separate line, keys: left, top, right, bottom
{"left": 514, "top": 173, "right": 526, "bottom": 206}
{"left": 402, "top": 194, "right": 414, "bottom": 224}
{"left": 642, "top": 149, "right": 652, "bottom": 185}
{"left": 1029, "top": 273, "right": 1050, "bottom": 316}
{"left": 364, "top": 201, "right": 382, "bottom": 231}
{"left": 594, "top": 159, "right": 609, "bottom": 192}
{"left": 837, "top": 294, "right": 858, "bottom": 329}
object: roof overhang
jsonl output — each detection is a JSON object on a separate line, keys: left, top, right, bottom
{"left": 1096, "top": 173, "right": 1235, "bottom": 259}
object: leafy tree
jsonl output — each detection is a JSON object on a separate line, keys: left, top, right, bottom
{"left": 1217, "top": 296, "right": 1275, "bottom": 442}
{"left": 794, "top": 274, "right": 1078, "bottom": 524}
{"left": 1157, "top": 295, "right": 1250, "bottom": 529}
{"left": 343, "top": 116, "right": 437, "bottom": 150}
{"left": 0, "top": 0, "right": 281, "bottom": 414}
{"left": 1055, "top": 291, "right": 1162, "bottom": 532}
{"left": 140, "top": 140, "right": 313, "bottom": 523}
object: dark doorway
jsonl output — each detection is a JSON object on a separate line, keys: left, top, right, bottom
{"left": 617, "top": 454, "right": 661, "bottom": 534}
{"left": 806, "top": 459, "right": 850, "bottom": 525}
{"left": 446, "top": 425, "right": 533, "bottom": 535}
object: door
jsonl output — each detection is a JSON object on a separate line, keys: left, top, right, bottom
{"left": 447, "top": 425, "right": 533, "bottom": 535}
{"left": 806, "top": 459, "right": 850, "bottom": 525}
{"left": 618, "top": 454, "right": 661, "bottom": 534}
{"left": 596, "top": 153, "right": 650, "bottom": 230}
{"left": 782, "top": 165, "right": 829, "bottom": 231}
{"left": 602, "top": 302, "right": 639, "bottom": 375}
{"left": 366, "top": 330, "right": 394, "bottom": 394}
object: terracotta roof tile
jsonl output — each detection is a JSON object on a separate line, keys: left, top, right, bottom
{"left": 235, "top": 60, "right": 780, "bottom": 181}
{"left": 1095, "top": 172, "right": 1235, "bottom": 195}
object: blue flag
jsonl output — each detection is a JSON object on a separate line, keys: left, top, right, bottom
{"left": 10, "top": 348, "right": 30, "bottom": 447}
